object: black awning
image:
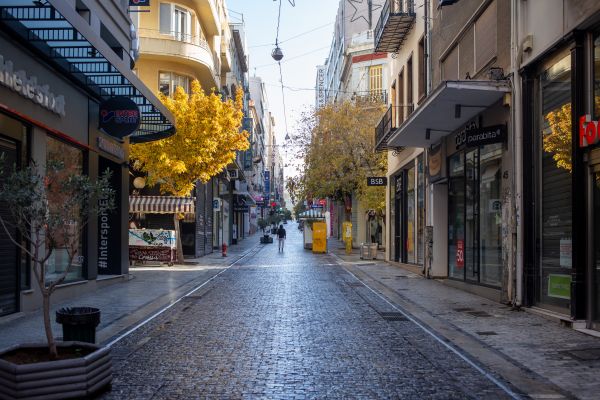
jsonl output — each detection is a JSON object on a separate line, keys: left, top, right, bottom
{"left": 0, "top": 3, "right": 174, "bottom": 143}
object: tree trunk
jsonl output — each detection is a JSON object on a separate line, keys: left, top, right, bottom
{"left": 173, "top": 214, "right": 184, "bottom": 263}
{"left": 42, "top": 291, "right": 57, "bottom": 359}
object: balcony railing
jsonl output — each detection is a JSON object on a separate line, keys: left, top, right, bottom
{"left": 138, "top": 28, "right": 210, "bottom": 51}
{"left": 374, "top": 0, "right": 416, "bottom": 54}
{"left": 375, "top": 105, "right": 396, "bottom": 152}
{"left": 374, "top": 104, "right": 414, "bottom": 151}
{"left": 353, "top": 90, "right": 387, "bottom": 104}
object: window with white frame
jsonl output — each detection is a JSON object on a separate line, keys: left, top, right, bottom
{"left": 159, "top": 3, "right": 193, "bottom": 42}
{"left": 159, "top": 71, "right": 191, "bottom": 96}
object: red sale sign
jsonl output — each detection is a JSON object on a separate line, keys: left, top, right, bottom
{"left": 456, "top": 240, "right": 464, "bottom": 268}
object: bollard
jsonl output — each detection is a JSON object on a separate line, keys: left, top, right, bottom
{"left": 222, "top": 242, "right": 227, "bottom": 257}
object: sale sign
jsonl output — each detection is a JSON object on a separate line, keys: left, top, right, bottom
{"left": 456, "top": 240, "right": 465, "bottom": 268}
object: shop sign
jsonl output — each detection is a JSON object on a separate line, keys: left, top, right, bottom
{"left": 316, "top": 66, "right": 326, "bottom": 109}
{"left": 454, "top": 120, "right": 479, "bottom": 149}
{"left": 428, "top": 141, "right": 445, "bottom": 182}
{"left": 129, "top": 246, "right": 174, "bottom": 262}
{"left": 213, "top": 198, "right": 222, "bottom": 210}
{"left": 234, "top": 205, "right": 249, "bottom": 212}
{"left": 97, "top": 136, "right": 125, "bottom": 160}
{"left": 0, "top": 54, "right": 66, "bottom": 117}
{"left": 559, "top": 238, "right": 572, "bottom": 268}
{"left": 367, "top": 177, "right": 387, "bottom": 186}
{"left": 395, "top": 175, "right": 403, "bottom": 193}
{"left": 264, "top": 170, "right": 270, "bottom": 194}
{"left": 318, "top": 199, "right": 327, "bottom": 206}
{"left": 579, "top": 115, "right": 600, "bottom": 147}
{"left": 129, "top": 0, "right": 150, "bottom": 5}
{"left": 547, "top": 274, "right": 571, "bottom": 299}
{"left": 99, "top": 96, "right": 141, "bottom": 139}
{"left": 128, "top": 229, "right": 175, "bottom": 247}
{"left": 465, "top": 125, "right": 506, "bottom": 148}
{"left": 456, "top": 240, "right": 464, "bottom": 268}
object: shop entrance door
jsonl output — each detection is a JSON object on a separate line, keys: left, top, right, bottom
{"left": 0, "top": 138, "right": 19, "bottom": 317}
{"left": 465, "top": 149, "right": 480, "bottom": 283}
{"left": 591, "top": 149, "right": 600, "bottom": 329}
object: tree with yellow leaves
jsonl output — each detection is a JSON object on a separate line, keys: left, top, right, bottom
{"left": 130, "top": 80, "right": 249, "bottom": 261}
{"left": 130, "top": 80, "right": 249, "bottom": 195}
{"left": 293, "top": 101, "right": 387, "bottom": 215}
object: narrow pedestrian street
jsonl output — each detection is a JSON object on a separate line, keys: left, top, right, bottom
{"left": 102, "top": 225, "right": 512, "bottom": 399}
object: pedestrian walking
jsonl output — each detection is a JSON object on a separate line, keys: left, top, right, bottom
{"left": 277, "top": 224, "right": 286, "bottom": 252}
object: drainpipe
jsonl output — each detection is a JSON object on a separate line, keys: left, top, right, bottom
{"left": 511, "top": 0, "right": 523, "bottom": 307}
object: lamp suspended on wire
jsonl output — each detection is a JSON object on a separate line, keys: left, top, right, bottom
{"left": 271, "top": 45, "right": 284, "bottom": 61}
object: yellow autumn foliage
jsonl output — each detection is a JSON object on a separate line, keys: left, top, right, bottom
{"left": 130, "top": 80, "right": 249, "bottom": 196}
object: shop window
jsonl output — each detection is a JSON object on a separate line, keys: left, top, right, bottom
{"left": 448, "top": 152, "right": 465, "bottom": 279}
{"left": 159, "top": 71, "right": 191, "bottom": 96}
{"left": 417, "top": 155, "right": 425, "bottom": 265}
{"left": 406, "top": 164, "right": 416, "bottom": 264}
{"left": 538, "top": 53, "right": 572, "bottom": 310}
{"left": 479, "top": 143, "right": 503, "bottom": 286}
{"left": 594, "top": 35, "right": 600, "bottom": 119}
{"left": 45, "top": 136, "right": 85, "bottom": 284}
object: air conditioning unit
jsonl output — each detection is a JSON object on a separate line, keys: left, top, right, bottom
{"left": 227, "top": 169, "right": 239, "bottom": 180}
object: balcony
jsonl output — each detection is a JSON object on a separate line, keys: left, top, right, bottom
{"left": 353, "top": 90, "right": 388, "bottom": 104}
{"left": 138, "top": 28, "right": 218, "bottom": 88}
{"left": 374, "top": 0, "right": 416, "bottom": 54}
{"left": 375, "top": 105, "right": 397, "bottom": 152}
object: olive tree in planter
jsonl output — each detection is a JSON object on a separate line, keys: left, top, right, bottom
{"left": 0, "top": 158, "right": 115, "bottom": 398}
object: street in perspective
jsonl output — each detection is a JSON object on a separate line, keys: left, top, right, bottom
{"left": 1, "top": 0, "right": 600, "bottom": 399}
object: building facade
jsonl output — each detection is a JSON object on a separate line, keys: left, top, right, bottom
{"left": 0, "top": 0, "right": 173, "bottom": 315}
{"left": 517, "top": 0, "right": 600, "bottom": 330}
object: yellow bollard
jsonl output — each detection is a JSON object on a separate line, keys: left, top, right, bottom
{"left": 345, "top": 238, "right": 352, "bottom": 254}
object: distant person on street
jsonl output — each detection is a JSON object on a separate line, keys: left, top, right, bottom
{"left": 277, "top": 224, "right": 286, "bottom": 252}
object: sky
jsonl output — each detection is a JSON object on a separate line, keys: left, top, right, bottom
{"left": 226, "top": 0, "right": 340, "bottom": 175}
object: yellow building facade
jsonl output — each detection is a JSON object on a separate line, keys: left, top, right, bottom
{"left": 132, "top": 0, "right": 230, "bottom": 95}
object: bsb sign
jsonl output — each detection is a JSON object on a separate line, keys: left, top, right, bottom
{"left": 579, "top": 115, "right": 600, "bottom": 147}
{"left": 367, "top": 177, "right": 387, "bottom": 186}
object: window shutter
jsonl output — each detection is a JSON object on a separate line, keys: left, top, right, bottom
{"left": 442, "top": 46, "right": 459, "bottom": 81}
{"left": 475, "top": 0, "right": 497, "bottom": 72}
{"left": 159, "top": 3, "right": 172, "bottom": 35}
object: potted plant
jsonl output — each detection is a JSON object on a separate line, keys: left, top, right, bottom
{"left": 0, "top": 158, "right": 115, "bottom": 399}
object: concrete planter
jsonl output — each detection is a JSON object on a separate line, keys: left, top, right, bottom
{"left": 0, "top": 342, "right": 112, "bottom": 399}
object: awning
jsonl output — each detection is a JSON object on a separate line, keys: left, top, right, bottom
{"left": 0, "top": 3, "right": 175, "bottom": 143}
{"left": 129, "top": 196, "right": 195, "bottom": 214}
{"left": 299, "top": 209, "right": 325, "bottom": 219}
{"left": 233, "top": 190, "right": 256, "bottom": 205}
{"left": 387, "top": 80, "right": 510, "bottom": 148}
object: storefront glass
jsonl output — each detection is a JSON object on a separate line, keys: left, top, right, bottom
{"left": 417, "top": 155, "right": 425, "bottom": 265}
{"left": 406, "top": 165, "right": 416, "bottom": 263}
{"left": 594, "top": 170, "right": 600, "bottom": 323}
{"left": 479, "top": 143, "right": 503, "bottom": 286}
{"left": 595, "top": 36, "right": 600, "bottom": 119}
{"left": 448, "top": 152, "right": 465, "bottom": 279}
{"left": 46, "top": 136, "right": 85, "bottom": 283}
{"left": 538, "top": 54, "right": 572, "bottom": 310}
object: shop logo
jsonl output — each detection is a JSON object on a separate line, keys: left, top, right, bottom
{"left": 99, "top": 96, "right": 141, "bottom": 139}
{"left": 579, "top": 115, "right": 600, "bottom": 147}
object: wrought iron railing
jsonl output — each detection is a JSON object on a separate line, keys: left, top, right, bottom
{"left": 375, "top": 105, "right": 395, "bottom": 147}
{"left": 354, "top": 90, "right": 388, "bottom": 104}
{"left": 374, "top": 0, "right": 416, "bottom": 51}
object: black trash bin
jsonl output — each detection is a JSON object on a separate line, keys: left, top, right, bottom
{"left": 56, "top": 307, "right": 101, "bottom": 344}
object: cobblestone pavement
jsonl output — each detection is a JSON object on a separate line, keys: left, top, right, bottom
{"left": 102, "top": 224, "right": 514, "bottom": 399}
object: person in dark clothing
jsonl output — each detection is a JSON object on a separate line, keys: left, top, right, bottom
{"left": 277, "top": 224, "right": 286, "bottom": 252}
